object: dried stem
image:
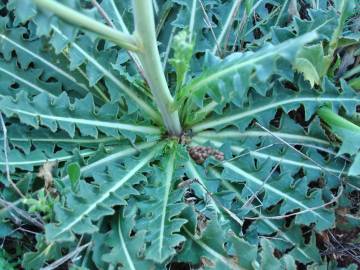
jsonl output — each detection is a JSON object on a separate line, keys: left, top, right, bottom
{"left": 0, "top": 197, "right": 44, "bottom": 230}
{"left": 40, "top": 242, "right": 91, "bottom": 270}
{"left": 0, "top": 113, "right": 25, "bottom": 198}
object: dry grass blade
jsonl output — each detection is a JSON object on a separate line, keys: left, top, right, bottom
{"left": 245, "top": 184, "right": 344, "bottom": 221}
{"left": 325, "top": 230, "right": 360, "bottom": 265}
{"left": 346, "top": 182, "right": 360, "bottom": 192}
{"left": 91, "top": 0, "right": 115, "bottom": 27}
{"left": 0, "top": 112, "right": 25, "bottom": 198}
{"left": 198, "top": 0, "right": 222, "bottom": 57}
{"left": 240, "top": 160, "right": 281, "bottom": 211}
{"left": 231, "top": 11, "right": 248, "bottom": 53}
{"left": 91, "top": 0, "right": 146, "bottom": 81}
{"left": 192, "top": 178, "right": 244, "bottom": 226}
{"left": 223, "top": 0, "right": 242, "bottom": 54}
{"left": 40, "top": 242, "right": 91, "bottom": 270}
{"left": 254, "top": 121, "right": 342, "bottom": 178}
{"left": 0, "top": 197, "right": 44, "bottom": 230}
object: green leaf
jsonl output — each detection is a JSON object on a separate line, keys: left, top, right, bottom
{"left": 47, "top": 25, "right": 160, "bottom": 120}
{"left": 185, "top": 160, "right": 223, "bottom": 215}
{"left": 6, "top": 0, "right": 36, "bottom": 25}
{"left": 325, "top": 0, "right": 356, "bottom": 69}
{"left": 22, "top": 236, "right": 61, "bottom": 270}
{"left": 318, "top": 105, "right": 360, "bottom": 156}
{"left": 67, "top": 162, "right": 80, "bottom": 190}
{"left": 260, "top": 238, "right": 297, "bottom": 269}
{"left": 294, "top": 44, "right": 326, "bottom": 87}
{"left": 191, "top": 79, "right": 359, "bottom": 132}
{"left": 0, "top": 92, "right": 160, "bottom": 140}
{"left": 349, "top": 154, "right": 360, "bottom": 176}
{"left": 182, "top": 220, "right": 244, "bottom": 270}
{"left": 228, "top": 234, "right": 258, "bottom": 269}
{"left": 45, "top": 145, "right": 163, "bottom": 242}
{"left": 334, "top": 0, "right": 356, "bottom": 40}
{"left": 136, "top": 151, "right": 187, "bottom": 263}
{"left": 217, "top": 179, "right": 323, "bottom": 266}
{"left": 260, "top": 239, "right": 283, "bottom": 270}
{"left": 221, "top": 160, "right": 335, "bottom": 231}
{"left": 0, "top": 250, "right": 16, "bottom": 270}
{"left": 102, "top": 207, "right": 154, "bottom": 269}
{"left": 1, "top": 1, "right": 359, "bottom": 269}
{"left": 0, "top": 27, "right": 92, "bottom": 98}
{"left": 180, "top": 31, "right": 319, "bottom": 111}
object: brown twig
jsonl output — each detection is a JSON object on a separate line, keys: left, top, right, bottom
{"left": 325, "top": 230, "right": 360, "bottom": 264}
{"left": 91, "top": 0, "right": 115, "bottom": 27}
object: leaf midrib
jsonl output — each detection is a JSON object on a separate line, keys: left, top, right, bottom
{"left": 222, "top": 161, "right": 331, "bottom": 226}
{"left": 158, "top": 152, "right": 175, "bottom": 257}
{"left": 193, "top": 137, "right": 346, "bottom": 175}
{"left": 61, "top": 141, "right": 157, "bottom": 181}
{"left": 197, "top": 130, "right": 330, "bottom": 145}
{"left": 183, "top": 227, "right": 244, "bottom": 270}
{"left": 192, "top": 96, "right": 359, "bottom": 132}
{"left": 0, "top": 66, "right": 57, "bottom": 98}
{"left": 0, "top": 34, "right": 90, "bottom": 93}
{"left": 118, "top": 216, "right": 137, "bottom": 270}
{"left": 0, "top": 149, "right": 96, "bottom": 166}
{"left": 51, "top": 144, "right": 162, "bottom": 240}
{"left": 5, "top": 106, "right": 160, "bottom": 134}
{"left": 188, "top": 32, "right": 317, "bottom": 93}
{"left": 219, "top": 179, "right": 313, "bottom": 262}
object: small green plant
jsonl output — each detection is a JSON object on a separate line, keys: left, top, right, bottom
{"left": 0, "top": 0, "right": 360, "bottom": 269}
{"left": 0, "top": 250, "right": 16, "bottom": 270}
{"left": 24, "top": 189, "right": 56, "bottom": 221}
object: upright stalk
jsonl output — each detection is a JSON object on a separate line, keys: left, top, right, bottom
{"left": 132, "top": 0, "right": 182, "bottom": 135}
{"left": 34, "top": 0, "right": 182, "bottom": 135}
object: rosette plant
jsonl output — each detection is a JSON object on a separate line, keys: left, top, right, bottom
{"left": 0, "top": 0, "right": 360, "bottom": 269}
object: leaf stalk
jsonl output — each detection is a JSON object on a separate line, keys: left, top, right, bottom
{"left": 33, "top": 0, "right": 182, "bottom": 135}
{"left": 318, "top": 107, "right": 360, "bottom": 132}
{"left": 132, "top": 0, "right": 182, "bottom": 135}
{"left": 33, "top": 0, "right": 139, "bottom": 51}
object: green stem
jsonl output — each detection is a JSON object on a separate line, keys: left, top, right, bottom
{"left": 325, "top": 0, "right": 354, "bottom": 73}
{"left": 132, "top": 0, "right": 181, "bottom": 135}
{"left": 33, "top": 0, "right": 139, "bottom": 51}
{"left": 318, "top": 107, "right": 360, "bottom": 132}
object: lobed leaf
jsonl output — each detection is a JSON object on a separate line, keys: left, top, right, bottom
{"left": 45, "top": 145, "right": 163, "bottom": 242}
{"left": 102, "top": 208, "right": 154, "bottom": 270}
{"left": 0, "top": 92, "right": 160, "bottom": 140}
{"left": 136, "top": 150, "right": 188, "bottom": 263}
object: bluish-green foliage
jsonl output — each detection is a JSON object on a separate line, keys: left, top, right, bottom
{"left": 0, "top": 0, "right": 359, "bottom": 269}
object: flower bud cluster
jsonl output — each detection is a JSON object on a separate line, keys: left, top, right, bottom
{"left": 188, "top": 146, "right": 224, "bottom": 164}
